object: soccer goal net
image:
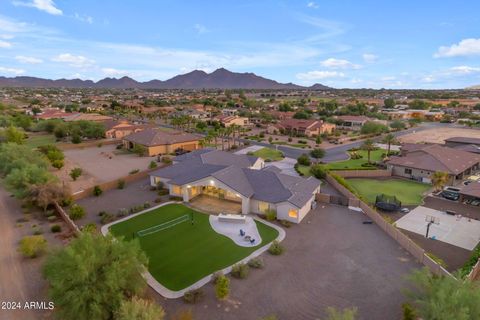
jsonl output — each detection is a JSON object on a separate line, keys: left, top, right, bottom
{"left": 136, "top": 214, "right": 190, "bottom": 237}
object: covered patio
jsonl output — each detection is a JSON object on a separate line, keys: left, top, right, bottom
{"left": 189, "top": 195, "right": 242, "bottom": 215}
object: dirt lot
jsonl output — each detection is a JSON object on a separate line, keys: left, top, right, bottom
{"left": 158, "top": 204, "right": 421, "bottom": 320}
{"left": 399, "top": 127, "right": 480, "bottom": 144}
{"left": 61, "top": 145, "right": 156, "bottom": 193}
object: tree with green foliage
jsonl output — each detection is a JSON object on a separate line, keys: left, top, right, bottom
{"left": 293, "top": 110, "right": 311, "bottom": 119}
{"left": 310, "top": 148, "right": 326, "bottom": 159}
{"left": 383, "top": 98, "right": 396, "bottom": 108}
{"left": 70, "top": 167, "right": 83, "bottom": 181}
{"left": 324, "top": 307, "right": 357, "bottom": 320}
{"left": 43, "top": 232, "right": 148, "bottom": 320}
{"left": 316, "top": 135, "right": 322, "bottom": 145}
{"left": 431, "top": 171, "right": 449, "bottom": 191}
{"left": 360, "top": 121, "right": 388, "bottom": 135}
{"left": 310, "top": 164, "right": 327, "bottom": 179}
{"left": 390, "top": 120, "right": 406, "bottom": 130}
{"left": 382, "top": 133, "right": 397, "bottom": 155}
{"left": 69, "top": 204, "right": 86, "bottom": 220}
{"left": 360, "top": 139, "right": 376, "bottom": 164}
{"left": 5, "top": 164, "right": 54, "bottom": 198}
{"left": 116, "top": 297, "right": 165, "bottom": 320}
{"left": 215, "top": 275, "right": 230, "bottom": 300}
{"left": 408, "top": 99, "right": 431, "bottom": 110}
{"left": 297, "top": 153, "right": 311, "bottom": 166}
{"left": 132, "top": 144, "right": 147, "bottom": 157}
{"left": 406, "top": 268, "right": 480, "bottom": 320}
{"left": 1, "top": 126, "right": 25, "bottom": 144}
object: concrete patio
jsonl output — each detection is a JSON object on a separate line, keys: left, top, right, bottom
{"left": 189, "top": 195, "right": 242, "bottom": 215}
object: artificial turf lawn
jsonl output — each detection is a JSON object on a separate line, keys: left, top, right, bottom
{"left": 252, "top": 147, "right": 284, "bottom": 161}
{"left": 325, "top": 149, "right": 385, "bottom": 170}
{"left": 346, "top": 178, "right": 431, "bottom": 205}
{"left": 297, "top": 165, "right": 312, "bottom": 177}
{"left": 109, "top": 203, "right": 279, "bottom": 291}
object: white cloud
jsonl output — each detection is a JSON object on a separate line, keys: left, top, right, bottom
{"left": 434, "top": 38, "right": 480, "bottom": 58}
{"left": 0, "top": 66, "right": 25, "bottom": 75}
{"left": 320, "top": 58, "right": 360, "bottom": 69}
{"left": 296, "top": 70, "right": 345, "bottom": 81}
{"left": 12, "top": 0, "right": 62, "bottom": 15}
{"left": 74, "top": 13, "right": 93, "bottom": 24}
{"left": 307, "top": 2, "right": 319, "bottom": 9}
{"left": 422, "top": 75, "right": 436, "bottom": 83}
{"left": 362, "top": 53, "right": 378, "bottom": 63}
{"left": 194, "top": 24, "right": 208, "bottom": 34}
{"left": 101, "top": 67, "right": 129, "bottom": 76}
{"left": 0, "top": 40, "right": 12, "bottom": 48}
{"left": 15, "top": 55, "right": 43, "bottom": 64}
{"left": 52, "top": 53, "right": 95, "bottom": 68}
{"left": 448, "top": 66, "right": 480, "bottom": 74}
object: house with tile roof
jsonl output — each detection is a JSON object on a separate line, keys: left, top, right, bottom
{"left": 387, "top": 144, "right": 480, "bottom": 184}
{"left": 272, "top": 119, "right": 335, "bottom": 137}
{"left": 149, "top": 149, "right": 320, "bottom": 223}
{"left": 122, "top": 128, "right": 201, "bottom": 156}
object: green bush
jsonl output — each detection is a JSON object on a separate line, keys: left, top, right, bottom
{"left": 93, "top": 185, "right": 103, "bottom": 197}
{"left": 129, "top": 169, "right": 140, "bottom": 174}
{"left": 183, "top": 288, "right": 205, "bottom": 304}
{"left": 100, "top": 212, "right": 115, "bottom": 224}
{"left": 71, "top": 134, "right": 81, "bottom": 144}
{"left": 280, "top": 220, "right": 292, "bottom": 228}
{"left": 268, "top": 240, "right": 284, "bottom": 256}
{"left": 248, "top": 257, "right": 264, "bottom": 269}
{"left": 70, "top": 167, "right": 83, "bottom": 181}
{"left": 50, "top": 224, "right": 61, "bottom": 233}
{"left": 161, "top": 156, "right": 172, "bottom": 164}
{"left": 148, "top": 161, "right": 157, "bottom": 169}
{"left": 117, "top": 208, "right": 128, "bottom": 217}
{"left": 297, "top": 153, "right": 311, "bottom": 166}
{"left": 231, "top": 263, "right": 249, "bottom": 279}
{"left": 18, "top": 235, "right": 47, "bottom": 258}
{"left": 310, "top": 164, "right": 327, "bottom": 179}
{"left": 402, "top": 303, "right": 416, "bottom": 320}
{"left": 81, "top": 223, "right": 97, "bottom": 233}
{"left": 143, "top": 201, "right": 151, "bottom": 209}
{"left": 459, "top": 243, "right": 480, "bottom": 278}
{"left": 69, "top": 204, "right": 85, "bottom": 220}
{"left": 215, "top": 275, "right": 230, "bottom": 300}
{"left": 265, "top": 209, "right": 277, "bottom": 221}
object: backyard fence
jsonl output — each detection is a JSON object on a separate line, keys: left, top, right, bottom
{"left": 332, "top": 169, "right": 392, "bottom": 178}
{"left": 71, "top": 165, "right": 165, "bottom": 201}
{"left": 325, "top": 173, "right": 452, "bottom": 277}
{"left": 467, "top": 259, "right": 480, "bottom": 281}
{"left": 53, "top": 202, "right": 81, "bottom": 235}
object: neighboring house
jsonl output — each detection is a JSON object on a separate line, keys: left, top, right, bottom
{"left": 270, "top": 111, "right": 295, "bottom": 120}
{"left": 123, "top": 128, "right": 201, "bottom": 156}
{"left": 335, "top": 115, "right": 370, "bottom": 131}
{"left": 63, "top": 113, "right": 113, "bottom": 122}
{"left": 459, "top": 182, "right": 480, "bottom": 204}
{"left": 444, "top": 137, "right": 480, "bottom": 155}
{"left": 149, "top": 149, "right": 320, "bottom": 223}
{"left": 176, "top": 109, "right": 209, "bottom": 120}
{"left": 221, "top": 108, "right": 239, "bottom": 116}
{"left": 273, "top": 119, "right": 335, "bottom": 137}
{"left": 387, "top": 144, "right": 480, "bottom": 184}
{"left": 216, "top": 115, "right": 250, "bottom": 127}
{"left": 103, "top": 120, "right": 149, "bottom": 139}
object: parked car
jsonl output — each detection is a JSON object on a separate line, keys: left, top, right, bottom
{"left": 441, "top": 190, "right": 460, "bottom": 201}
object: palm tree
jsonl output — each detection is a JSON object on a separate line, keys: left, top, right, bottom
{"left": 432, "top": 171, "right": 449, "bottom": 191}
{"left": 360, "top": 139, "right": 376, "bottom": 164}
{"left": 383, "top": 133, "right": 396, "bottom": 156}
{"left": 217, "top": 128, "right": 225, "bottom": 151}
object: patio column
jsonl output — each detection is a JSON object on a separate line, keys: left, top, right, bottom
{"left": 183, "top": 186, "right": 190, "bottom": 202}
{"left": 241, "top": 197, "right": 250, "bottom": 215}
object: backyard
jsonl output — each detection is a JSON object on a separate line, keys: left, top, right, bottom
{"left": 252, "top": 147, "right": 284, "bottom": 161}
{"left": 324, "top": 149, "right": 385, "bottom": 170}
{"left": 109, "top": 203, "right": 279, "bottom": 291}
{"left": 25, "top": 133, "right": 56, "bottom": 149}
{"left": 347, "top": 178, "right": 431, "bottom": 205}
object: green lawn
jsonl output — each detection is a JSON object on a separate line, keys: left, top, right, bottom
{"left": 325, "top": 149, "right": 385, "bottom": 170}
{"left": 346, "top": 178, "right": 431, "bottom": 205}
{"left": 25, "top": 134, "right": 56, "bottom": 149}
{"left": 109, "top": 204, "right": 279, "bottom": 291}
{"left": 297, "top": 165, "right": 312, "bottom": 177}
{"left": 253, "top": 147, "right": 284, "bottom": 161}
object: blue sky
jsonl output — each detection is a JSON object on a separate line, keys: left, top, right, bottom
{"left": 0, "top": 0, "right": 479, "bottom": 88}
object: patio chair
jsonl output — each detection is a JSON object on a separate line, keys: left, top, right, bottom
{"left": 250, "top": 238, "right": 255, "bottom": 244}
{"left": 240, "top": 229, "right": 245, "bottom": 236}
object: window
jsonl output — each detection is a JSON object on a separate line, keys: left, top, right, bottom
{"left": 404, "top": 168, "right": 412, "bottom": 174}
{"left": 172, "top": 185, "right": 182, "bottom": 195}
{"left": 288, "top": 209, "right": 298, "bottom": 218}
{"left": 258, "top": 202, "right": 269, "bottom": 213}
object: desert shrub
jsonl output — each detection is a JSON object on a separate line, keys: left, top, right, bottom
{"left": 18, "top": 235, "right": 47, "bottom": 258}
{"left": 154, "top": 197, "right": 162, "bottom": 203}
{"left": 402, "top": 303, "right": 416, "bottom": 320}
{"left": 69, "top": 204, "right": 85, "bottom": 220}
{"left": 280, "top": 220, "right": 292, "bottom": 228}
{"left": 50, "top": 224, "right": 61, "bottom": 233}
{"left": 129, "top": 169, "right": 140, "bottom": 174}
{"left": 61, "top": 196, "right": 73, "bottom": 207}
{"left": 297, "top": 154, "right": 311, "bottom": 166}
{"left": 161, "top": 156, "right": 172, "bottom": 164}
{"left": 71, "top": 134, "right": 81, "bottom": 144}
{"left": 117, "top": 179, "right": 125, "bottom": 189}
{"left": 32, "top": 226, "right": 43, "bottom": 235}
{"left": 81, "top": 223, "right": 97, "bottom": 233}
{"left": 149, "top": 161, "right": 157, "bottom": 169}
{"left": 183, "top": 288, "right": 205, "bottom": 304}
{"left": 268, "top": 240, "right": 284, "bottom": 256}
{"left": 143, "top": 201, "right": 151, "bottom": 209}
{"left": 93, "top": 185, "right": 103, "bottom": 197}
{"left": 100, "top": 212, "right": 115, "bottom": 225}
{"left": 265, "top": 209, "right": 277, "bottom": 221}
{"left": 211, "top": 271, "right": 224, "bottom": 284}
{"left": 215, "top": 275, "right": 230, "bottom": 300}
{"left": 310, "top": 164, "right": 327, "bottom": 179}
{"left": 231, "top": 263, "right": 249, "bottom": 279}
{"left": 117, "top": 208, "right": 128, "bottom": 217}
{"left": 47, "top": 215, "right": 57, "bottom": 222}
{"left": 248, "top": 257, "right": 264, "bottom": 269}
{"left": 69, "top": 167, "right": 83, "bottom": 181}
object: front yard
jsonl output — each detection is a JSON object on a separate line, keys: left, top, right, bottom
{"left": 252, "top": 147, "right": 284, "bottom": 161}
{"left": 346, "top": 178, "right": 431, "bottom": 205}
{"left": 324, "top": 149, "right": 385, "bottom": 170}
{"left": 109, "top": 203, "right": 279, "bottom": 291}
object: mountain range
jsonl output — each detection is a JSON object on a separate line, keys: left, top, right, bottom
{"left": 0, "top": 68, "right": 331, "bottom": 90}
